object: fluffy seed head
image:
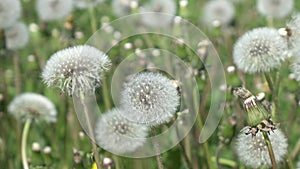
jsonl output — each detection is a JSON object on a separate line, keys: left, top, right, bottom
{"left": 42, "top": 45, "right": 111, "bottom": 96}
{"left": 233, "top": 27, "right": 288, "bottom": 73}
{"left": 286, "top": 13, "right": 300, "bottom": 55}
{"left": 112, "top": 0, "right": 138, "bottom": 17}
{"left": 202, "top": 0, "right": 235, "bottom": 27}
{"left": 256, "top": 0, "right": 294, "bottom": 19}
{"left": 140, "top": 0, "right": 177, "bottom": 28}
{"left": 8, "top": 93, "right": 57, "bottom": 123}
{"left": 5, "top": 22, "right": 29, "bottom": 50}
{"left": 120, "top": 72, "right": 179, "bottom": 126}
{"left": 36, "top": 0, "right": 73, "bottom": 21}
{"left": 95, "top": 108, "right": 148, "bottom": 154}
{"left": 291, "top": 57, "right": 300, "bottom": 82}
{"left": 0, "top": 0, "right": 21, "bottom": 29}
{"left": 236, "top": 127, "right": 288, "bottom": 168}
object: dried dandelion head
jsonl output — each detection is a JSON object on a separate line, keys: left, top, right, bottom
{"left": 95, "top": 108, "right": 148, "bottom": 154}
{"left": 233, "top": 27, "right": 288, "bottom": 73}
{"left": 120, "top": 72, "right": 179, "bottom": 126}
{"left": 42, "top": 45, "right": 111, "bottom": 96}
{"left": 8, "top": 93, "right": 57, "bottom": 123}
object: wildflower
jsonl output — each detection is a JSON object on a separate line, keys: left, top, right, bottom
{"left": 291, "top": 57, "right": 300, "bottom": 81}
{"left": 284, "top": 13, "right": 300, "bottom": 55}
{"left": 236, "top": 127, "right": 288, "bottom": 168}
{"left": 0, "top": 0, "right": 21, "bottom": 29}
{"left": 42, "top": 45, "right": 111, "bottom": 96}
{"left": 8, "top": 93, "right": 57, "bottom": 123}
{"left": 202, "top": 0, "right": 235, "bottom": 27}
{"left": 74, "top": 0, "right": 103, "bottom": 9}
{"left": 256, "top": 0, "right": 293, "bottom": 19}
{"left": 94, "top": 108, "right": 148, "bottom": 154}
{"left": 5, "top": 22, "right": 29, "bottom": 50}
{"left": 233, "top": 27, "right": 288, "bottom": 74}
{"left": 120, "top": 72, "right": 179, "bottom": 126}
{"left": 140, "top": 0, "right": 177, "bottom": 28}
{"left": 112, "top": 0, "right": 138, "bottom": 17}
{"left": 36, "top": 0, "right": 73, "bottom": 21}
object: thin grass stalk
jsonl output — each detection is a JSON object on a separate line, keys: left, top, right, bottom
{"left": 151, "top": 128, "right": 164, "bottom": 169}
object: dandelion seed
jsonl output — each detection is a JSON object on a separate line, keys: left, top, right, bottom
{"left": 42, "top": 45, "right": 111, "bottom": 96}
{"left": 120, "top": 72, "right": 179, "bottom": 126}
{"left": 74, "top": 0, "right": 104, "bottom": 9}
{"left": 257, "top": 0, "right": 293, "bottom": 19}
{"left": 36, "top": 0, "right": 73, "bottom": 21}
{"left": 112, "top": 0, "right": 138, "bottom": 17}
{"left": 8, "top": 93, "right": 57, "bottom": 123}
{"left": 233, "top": 27, "right": 288, "bottom": 73}
{"left": 236, "top": 127, "right": 288, "bottom": 168}
{"left": 0, "top": 0, "right": 21, "bottom": 29}
{"left": 95, "top": 108, "right": 148, "bottom": 154}
{"left": 202, "top": 0, "right": 235, "bottom": 27}
{"left": 140, "top": 0, "right": 177, "bottom": 28}
{"left": 5, "top": 22, "right": 29, "bottom": 50}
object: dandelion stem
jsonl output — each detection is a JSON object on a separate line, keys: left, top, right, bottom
{"left": 79, "top": 94, "right": 101, "bottom": 169}
{"left": 21, "top": 118, "right": 31, "bottom": 169}
{"left": 151, "top": 128, "right": 164, "bottom": 169}
{"left": 264, "top": 72, "right": 279, "bottom": 119}
{"left": 262, "top": 131, "right": 277, "bottom": 169}
{"left": 13, "top": 53, "right": 21, "bottom": 94}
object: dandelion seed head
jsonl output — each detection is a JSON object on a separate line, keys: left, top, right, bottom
{"left": 235, "top": 127, "right": 288, "bottom": 168}
{"left": 233, "top": 27, "right": 288, "bottom": 73}
{"left": 120, "top": 72, "right": 179, "bottom": 126}
{"left": 291, "top": 57, "right": 300, "bottom": 81}
{"left": 0, "top": 0, "right": 21, "bottom": 29}
{"left": 36, "top": 0, "right": 73, "bottom": 21}
{"left": 202, "top": 0, "right": 235, "bottom": 27}
{"left": 257, "top": 0, "right": 293, "bottom": 19}
{"left": 74, "top": 0, "right": 103, "bottom": 9}
{"left": 112, "top": 0, "right": 138, "bottom": 17}
{"left": 5, "top": 22, "right": 29, "bottom": 50}
{"left": 95, "top": 108, "right": 148, "bottom": 154}
{"left": 140, "top": 0, "right": 177, "bottom": 28}
{"left": 8, "top": 93, "right": 57, "bottom": 123}
{"left": 42, "top": 45, "right": 111, "bottom": 96}
{"left": 286, "top": 13, "right": 300, "bottom": 54}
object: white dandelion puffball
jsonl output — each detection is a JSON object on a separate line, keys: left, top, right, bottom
{"left": 42, "top": 45, "right": 111, "bottom": 96}
{"left": 36, "top": 0, "right": 73, "bottom": 21}
{"left": 236, "top": 127, "right": 288, "bottom": 168}
{"left": 112, "top": 0, "right": 138, "bottom": 17}
{"left": 5, "top": 22, "right": 29, "bottom": 50}
{"left": 74, "top": 0, "right": 104, "bottom": 9}
{"left": 233, "top": 27, "right": 288, "bottom": 73}
{"left": 202, "top": 0, "right": 235, "bottom": 27}
{"left": 286, "top": 13, "right": 300, "bottom": 53}
{"left": 8, "top": 93, "right": 57, "bottom": 123}
{"left": 297, "top": 160, "right": 300, "bottom": 169}
{"left": 291, "top": 57, "right": 300, "bottom": 81}
{"left": 0, "top": 0, "right": 21, "bottom": 29}
{"left": 95, "top": 108, "right": 148, "bottom": 154}
{"left": 256, "top": 0, "right": 294, "bottom": 19}
{"left": 120, "top": 72, "right": 179, "bottom": 126}
{"left": 140, "top": 0, "right": 177, "bottom": 28}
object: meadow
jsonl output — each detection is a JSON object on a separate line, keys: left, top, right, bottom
{"left": 0, "top": 0, "right": 300, "bottom": 169}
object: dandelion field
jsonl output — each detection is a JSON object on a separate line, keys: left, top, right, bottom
{"left": 1, "top": 0, "right": 300, "bottom": 169}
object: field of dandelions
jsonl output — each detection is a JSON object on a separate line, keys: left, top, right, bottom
{"left": 1, "top": 0, "right": 300, "bottom": 169}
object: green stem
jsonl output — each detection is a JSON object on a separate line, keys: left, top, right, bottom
{"left": 151, "top": 128, "right": 164, "bottom": 169}
{"left": 211, "top": 156, "right": 237, "bottom": 168}
{"left": 79, "top": 94, "right": 101, "bottom": 169}
{"left": 21, "top": 118, "right": 32, "bottom": 169}
{"left": 13, "top": 53, "right": 21, "bottom": 94}
{"left": 264, "top": 72, "right": 279, "bottom": 119}
{"left": 262, "top": 131, "right": 277, "bottom": 169}
{"left": 196, "top": 114, "right": 214, "bottom": 169}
